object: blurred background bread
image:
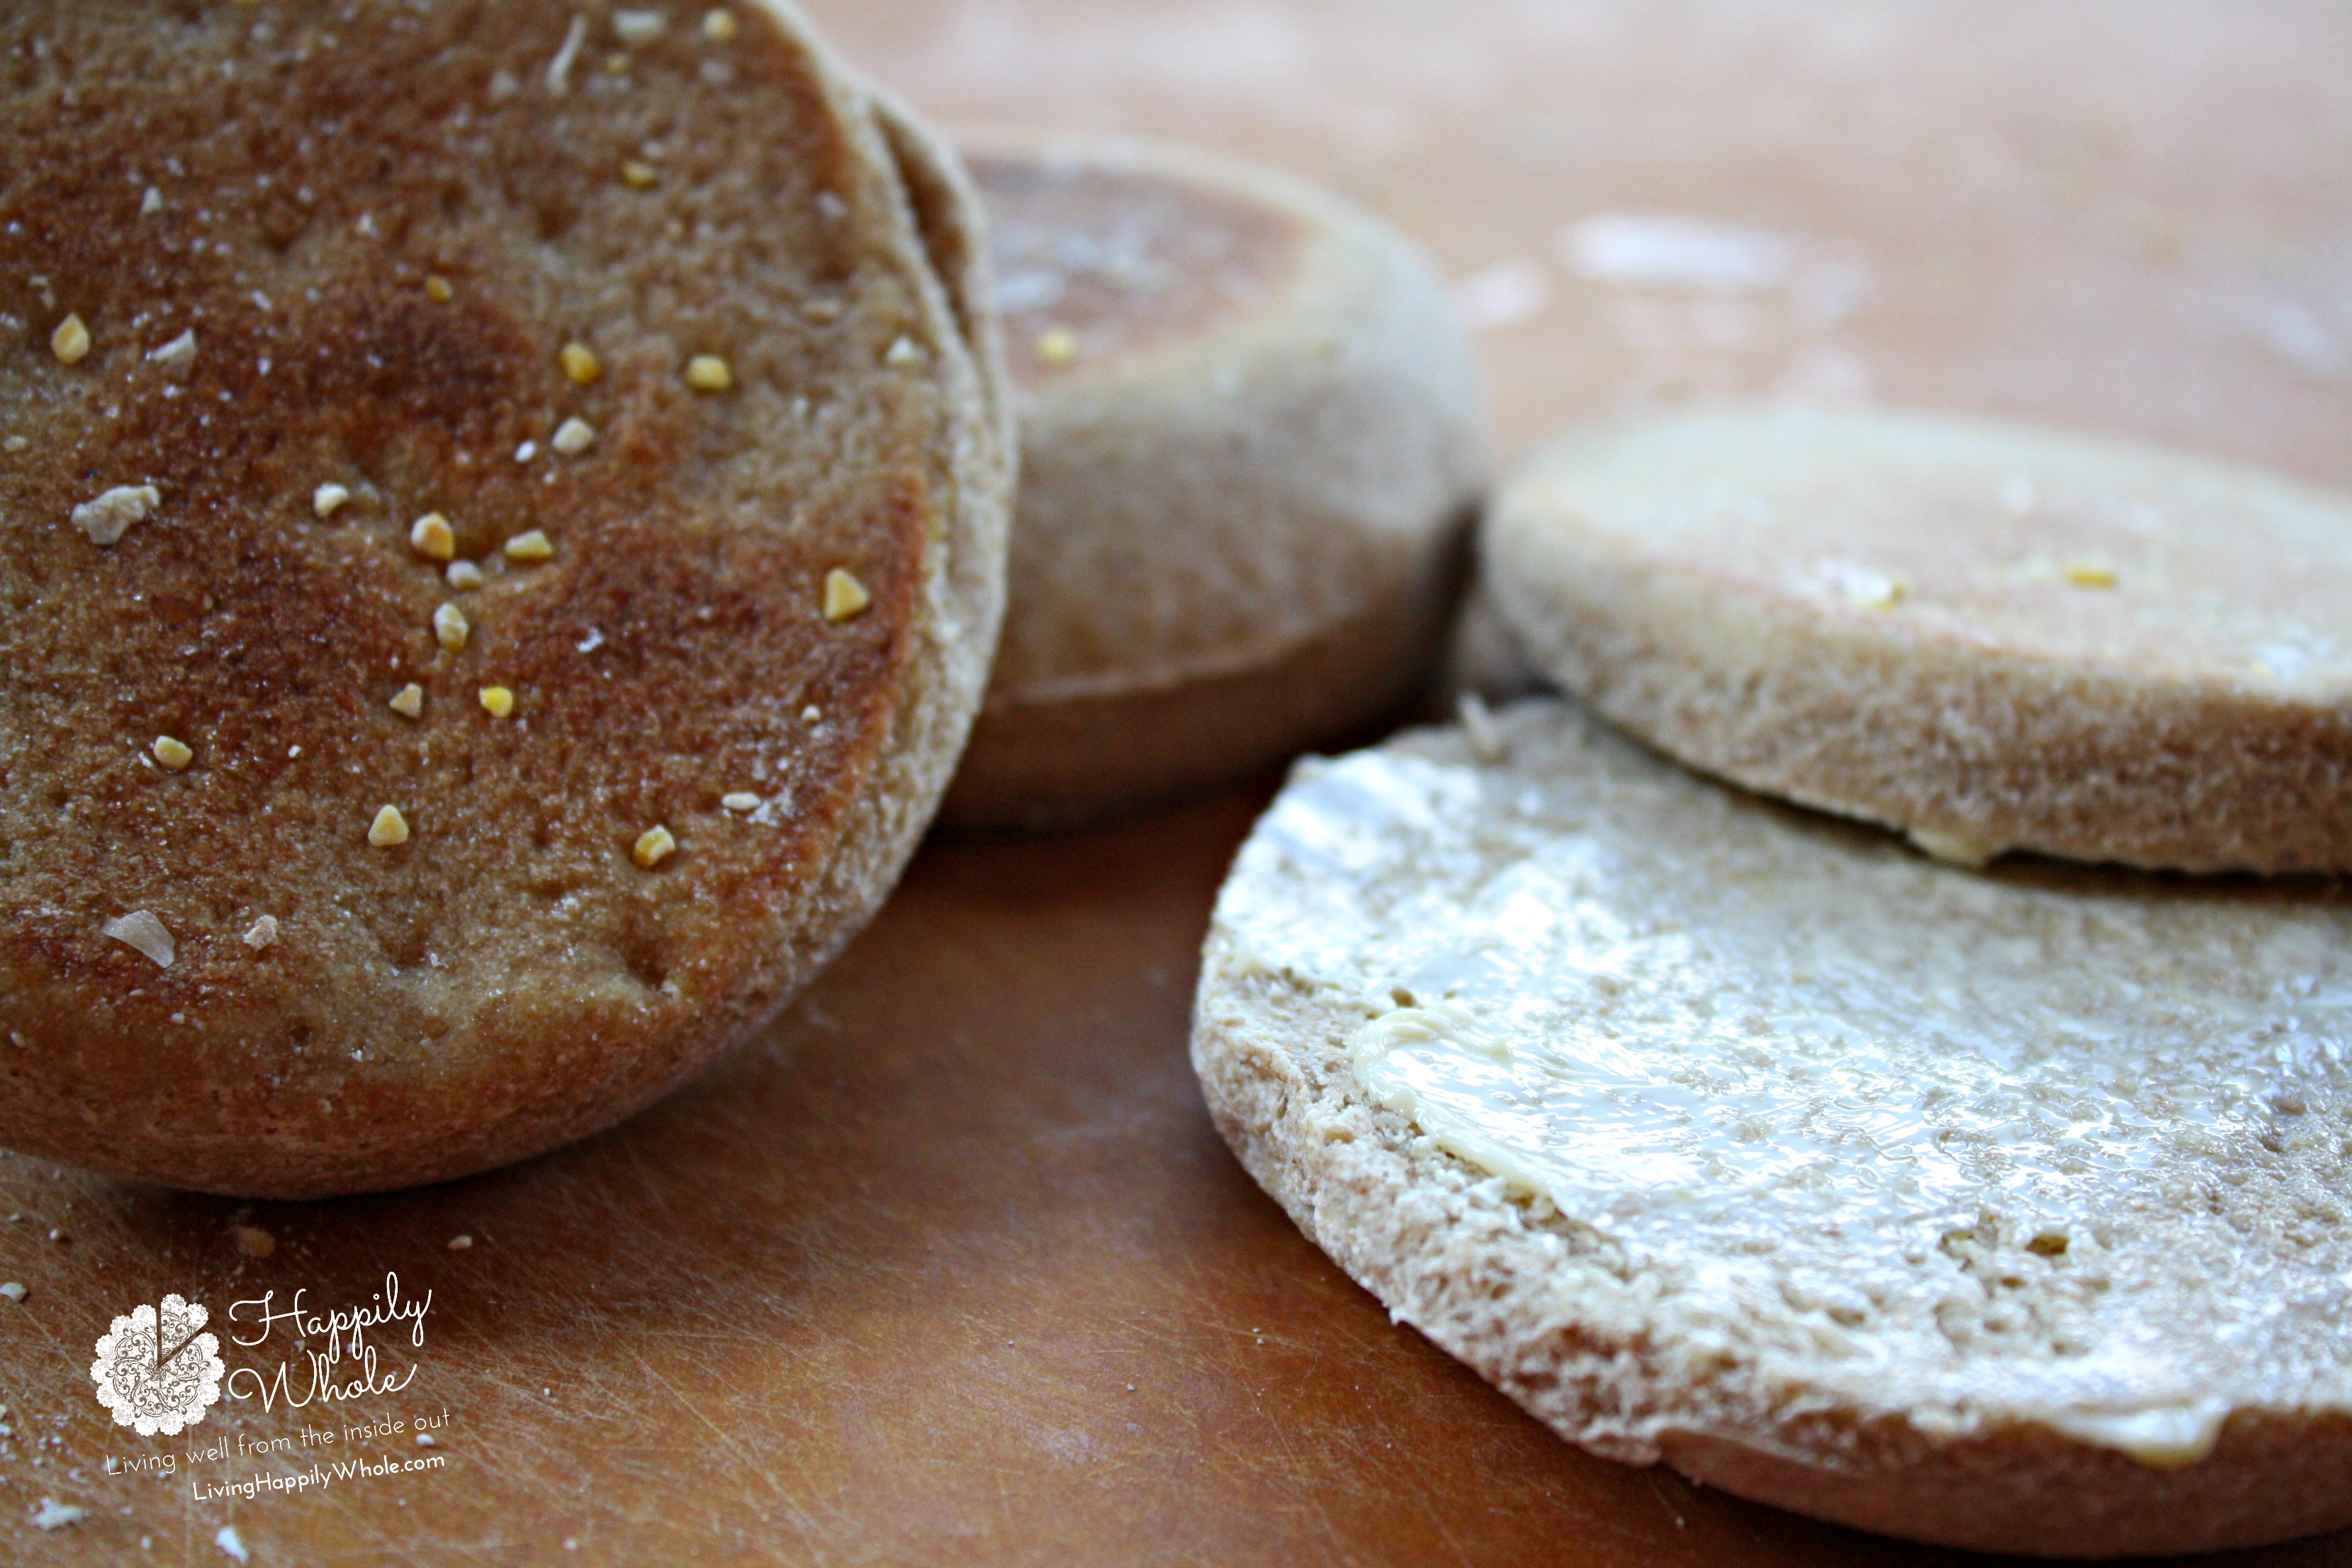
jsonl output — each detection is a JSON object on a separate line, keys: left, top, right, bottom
{"left": 939, "top": 135, "right": 1486, "bottom": 829}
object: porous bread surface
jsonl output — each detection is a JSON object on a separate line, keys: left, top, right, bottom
{"left": 1192, "top": 698, "right": 2352, "bottom": 1556}
{"left": 0, "top": 0, "right": 1011, "bottom": 1197}
{"left": 1484, "top": 407, "right": 2352, "bottom": 872}
{"left": 940, "top": 137, "right": 1485, "bottom": 829}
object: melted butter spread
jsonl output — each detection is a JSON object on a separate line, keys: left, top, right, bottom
{"left": 1216, "top": 701, "right": 2352, "bottom": 1465}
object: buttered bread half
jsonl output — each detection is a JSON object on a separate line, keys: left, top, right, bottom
{"left": 1486, "top": 408, "right": 2352, "bottom": 873}
{"left": 939, "top": 137, "right": 1485, "bottom": 829}
{"left": 0, "top": 1, "right": 1012, "bottom": 1197}
{"left": 1194, "top": 699, "right": 2352, "bottom": 1557}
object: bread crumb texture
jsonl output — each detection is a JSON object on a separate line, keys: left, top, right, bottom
{"left": 1195, "top": 699, "right": 2352, "bottom": 1555}
{"left": 0, "top": 0, "right": 1009, "bottom": 1196}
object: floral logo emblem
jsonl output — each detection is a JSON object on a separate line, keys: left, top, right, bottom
{"left": 90, "top": 1294, "right": 225, "bottom": 1436}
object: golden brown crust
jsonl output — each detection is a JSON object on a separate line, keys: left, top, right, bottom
{"left": 0, "top": 1, "right": 1009, "bottom": 1196}
{"left": 939, "top": 136, "right": 1486, "bottom": 830}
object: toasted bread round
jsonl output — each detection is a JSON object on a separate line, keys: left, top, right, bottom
{"left": 1485, "top": 408, "right": 2352, "bottom": 872}
{"left": 0, "top": 0, "right": 1012, "bottom": 1197}
{"left": 1194, "top": 698, "right": 2352, "bottom": 1557}
{"left": 937, "top": 136, "right": 1485, "bottom": 829}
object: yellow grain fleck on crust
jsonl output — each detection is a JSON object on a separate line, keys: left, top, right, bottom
{"left": 424, "top": 274, "right": 454, "bottom": 304}
{"left": 620, "top": 159, "right": 659, "bottom": 190}
{"left": 702, "top": 8, "right": 739, "bottom": 42}
{"left": 559, "top": 341, "right": 603, "bottom": 386}
{"left": 478, "top": 685, "right": 515, "bottom": 719}
{"left": 822, "top": 567, "right": 871, "bottom": 623}
{"left": 2063, "top": 561, "right": 2119, "bottom": 588}
{"left": 389, "top": 683, "right": 425, "bottom": 718}
{"left": 369, "top": 805, "right": 410, "bottom": 848}
{"left": 50, "top": 314, "right": 91, "bottom": 366}
{"left": 1036, "top": 326, "right": 1079, "bottom": 365}
{"left": 685, "top": 354, "right": 733, "bottom": 393}
{"left": 447, "top": 560, "right": 484, "bottom": 590}
{"left": 552, "top": 416, "right": 596, "bottom": 456}
{"left": 152, "top": 736, "right": 194, "bottom": 771}
{"left": 242, "top": 914, "right": 279, "bottom": 951}
{"left": 632, "top": 825, "right": 677, "bottom": 868}
{"left": 233, "top": 1225, "right": 276, "bottom": 1259}
{"left": 722, "top": 791, "right": 760, "bottom": 813}
{"left": 433, "top": 603, "right": 470, "bottom": 652}
{"left": 504, "top": 530, "right": 554, "bottom": 563}
{"left": 410, "top": 513, "right": 457, "bottom": 562}
{"left": 313, "top": 483, "right": 351, "bottom": 518}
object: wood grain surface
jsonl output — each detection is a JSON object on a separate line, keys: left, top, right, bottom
{"left": 5, "top": 2, "right": 2351, "bottom": 1563}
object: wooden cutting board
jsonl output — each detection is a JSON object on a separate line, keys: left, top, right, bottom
{"left": 5, "top": 3, "right": 2348, "bottom": 1562}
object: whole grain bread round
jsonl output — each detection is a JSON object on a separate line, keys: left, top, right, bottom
{"left": 0, "top": 0, "right": 1012, "bottom": 1198}
{"left": 1193, "top": 698, "right": 2352, "bottom": 1557}
{"left": 937, "top": 135, "right": 1486, "bottom": 829}
{"left": 1485, "top": 407, "right": 2352, "bottom": 872}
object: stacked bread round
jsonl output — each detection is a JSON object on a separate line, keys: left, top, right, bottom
{"left": 1486, "top": 408, "right": 2352, "bottom": 872}
{"left": 1196, "top": 406, "right": 2352, "bottom": 1555}
{"left": 939, "top": 136, "right": 1486, "bottom": 829}
{"left": 0, "top": 0, "right": 1012, "bottom": 1197}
